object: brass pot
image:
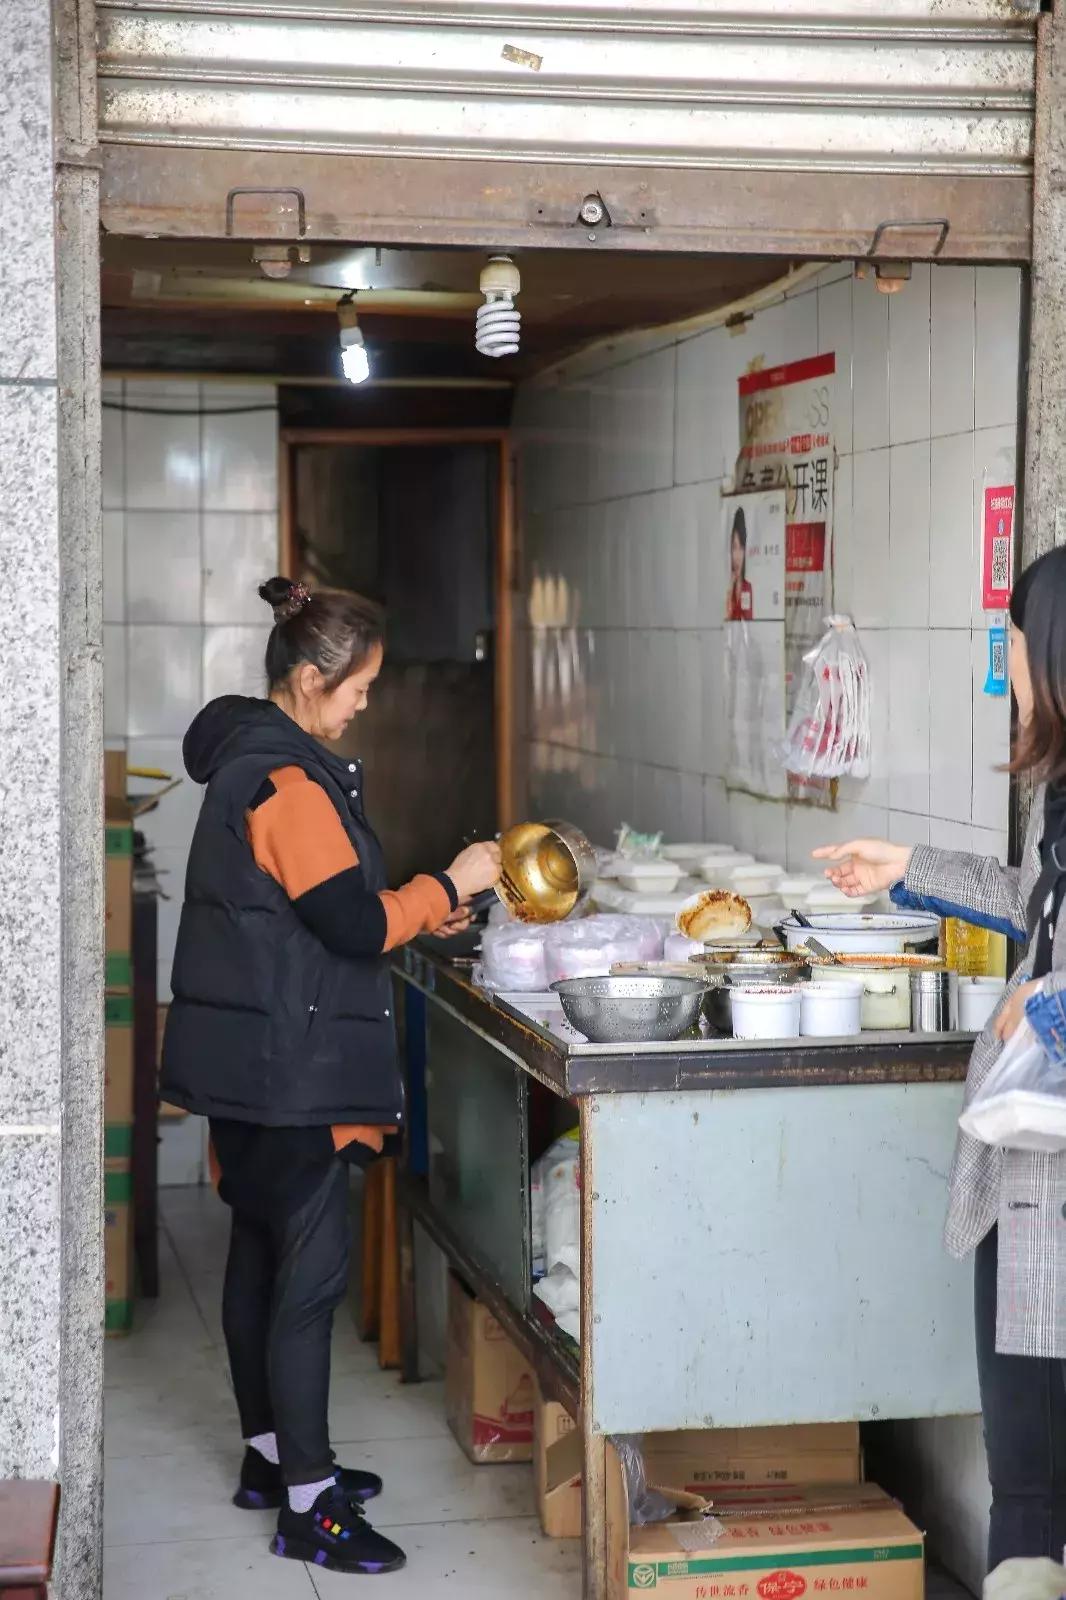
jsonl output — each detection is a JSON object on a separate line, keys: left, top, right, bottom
{"left": 495, "top": 818, "right": 597, "bottom": 923}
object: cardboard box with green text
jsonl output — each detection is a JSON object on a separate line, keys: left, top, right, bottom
{"left": 608, "top": 1481, "right": 923, "bottom": 1600}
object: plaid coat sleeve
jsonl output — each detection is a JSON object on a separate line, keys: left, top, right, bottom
{"left": 892, "top": 843, "right": 1028, "bottom": 942}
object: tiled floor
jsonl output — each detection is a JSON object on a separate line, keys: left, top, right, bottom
{"left": 104, "top": 1185, "right": 582, "bottom": 1599}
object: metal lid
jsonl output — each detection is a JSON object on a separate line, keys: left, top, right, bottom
{"left": 910, "top": 969, "right": 954, "bottom": 989}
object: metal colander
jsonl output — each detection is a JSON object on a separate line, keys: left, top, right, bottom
{"left": 550, "top": 974, "right": 710, "bottom": 1044}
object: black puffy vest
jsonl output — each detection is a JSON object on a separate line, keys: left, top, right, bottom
{"left": 160, "top": 697, "right": 402, "bottom": 1128}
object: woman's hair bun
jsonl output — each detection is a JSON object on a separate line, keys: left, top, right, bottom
{"left": 259, "top": 576, "right": 312, "bottom": 624}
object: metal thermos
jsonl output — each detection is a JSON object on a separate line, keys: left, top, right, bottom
{"left": 910, "top": 969, "right": 959, "bottom": 1033}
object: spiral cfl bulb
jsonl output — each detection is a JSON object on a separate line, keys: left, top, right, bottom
{"left": 476, "top": 255, "right": 521, "bottom": 359}
{"left": 337, "top": 298, "right": 371, "bottom": 384}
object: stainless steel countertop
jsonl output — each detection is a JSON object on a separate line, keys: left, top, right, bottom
{"left": 396, "top": 944, "right": 973, "bottom": 1099}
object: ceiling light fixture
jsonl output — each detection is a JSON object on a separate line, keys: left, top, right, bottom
{"left": 475, "top": 255, "right": 521, "bottom": 358}
{"left": 337, "top": 294, "right": 370, "bottom": 384}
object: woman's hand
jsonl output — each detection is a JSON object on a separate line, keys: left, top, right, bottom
{"left": 435, "top": 907, "right": 474, "bottom": 939}
{"left": 446, "top": 840, "right": 502, "bottom": 903}
{"left": 993, "top": 978, "right": 1043, "bottom": 1042}
{"left": 810, "top": 839, "right": 914, "bottom": 898}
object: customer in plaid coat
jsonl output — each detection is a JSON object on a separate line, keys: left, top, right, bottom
{"left": 815, "top": 548, "right": 1066, "bottom": 1574}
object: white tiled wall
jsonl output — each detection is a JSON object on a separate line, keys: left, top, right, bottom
{"left": 514, "top": 264, "right": 1021, "bottom": 870}
{"left": 102, "top": 378, "right": 280, "bottom": 1008}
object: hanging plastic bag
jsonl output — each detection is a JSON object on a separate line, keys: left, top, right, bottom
{"left": 959, "top": 1017, "right": 1066, "bottom": 1153}
{"left": 782, "top": 615, "right": 870, "bottom": 781}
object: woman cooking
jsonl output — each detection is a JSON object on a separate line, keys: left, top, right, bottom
{"left": 814, "top": 546, "right": 1066, "bottom": 1574}
{"left": 160, "top": 577, "right": 501, "bottom": 1576}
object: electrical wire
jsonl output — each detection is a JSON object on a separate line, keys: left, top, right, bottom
{"left": 102, "top": 402, "right": 279, "bottom": 416}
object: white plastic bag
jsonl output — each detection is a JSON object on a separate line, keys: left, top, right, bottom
{"left": 534, "top": 1263, "right": 580, "bottom": 1320}
{"left": 531, "top": 1130, "right": 578, "bottom": 1277}
{"left": 959, "top": 1018, "right": 1066, "bottom": 1153}
{"left": 782, "top": 615, "right": 870, "bottom": 781}
{"left": 539, "top": 1139, "right": 580, "bottom": 1277}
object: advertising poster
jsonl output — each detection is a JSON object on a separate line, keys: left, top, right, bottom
{"left": 723, "top": 492, "right": 787, "bottom": 797}
{"left": 981, "top": 483, "right": 1015, "bottom": 610}
{"left": 724, "top": 491, "right": 786, "bottom": 623}
{"left": 726, "top": 354, "right": 836, "bottom": 804}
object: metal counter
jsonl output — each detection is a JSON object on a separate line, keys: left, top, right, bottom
{"left": 394, "top": 947, "right": 979, "bottom": 1600}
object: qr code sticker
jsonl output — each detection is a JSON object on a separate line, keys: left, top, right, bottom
{"left": 991, "top": 537, "right": 1010, "bottom": 593}
{"left": 991, "top": 636, "right": 1006, "bottom": 679}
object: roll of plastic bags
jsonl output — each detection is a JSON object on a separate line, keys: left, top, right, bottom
{"left": 480, "top": 923, "right": 551, "bottom": 992}
{"left": 544, "top": 914, "right": 664, "bottom": 984}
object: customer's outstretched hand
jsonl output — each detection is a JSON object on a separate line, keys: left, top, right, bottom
{"left": 811, "top": 839, "right": 913, "bottom": 897}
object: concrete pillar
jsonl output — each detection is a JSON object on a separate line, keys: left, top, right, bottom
{"left": 0, "top": 1, "right": 104, "bottom": 1595}
{"left": 1022, "top": 1, "right": 1066, "bottom": 567}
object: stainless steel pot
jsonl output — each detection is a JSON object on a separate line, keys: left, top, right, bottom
{"left": 696, "top": 952, "right": 809, "bottom": 1033}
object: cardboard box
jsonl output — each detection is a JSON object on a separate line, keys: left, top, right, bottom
{"left": 535, "top": 1417, "right": 860, "bottom": 1546}
{"left": 640, "top": 1426, "right": 862, "bottom": 1497}
{"left": 105, "top": 993, "right": 134, "bottom": 1125}
{"left": 104, "top": 751, "right": 181, "bottom": 993}
{"left": 104, "top": 1162, "right": 133, "bottom": 1336}
{"left": 445, "top": 1273, "right": 534, "bottom": 1463}
{"left": 534, "top": 1379, "right": 582, "bottom": 1538}
{"left": 105, "top": 815, "right": 133, "bottom": 993}
{"left": 608, "top": 1480, "right": 923, "bottom": 1600}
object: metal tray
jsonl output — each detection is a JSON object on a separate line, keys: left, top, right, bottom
{"left": 491, "top": 993, "right": 973, "bottom": 1059}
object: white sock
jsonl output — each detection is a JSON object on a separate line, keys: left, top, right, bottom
{"left": 288, "top": 1476, "right": 336, "bottom": 1514}
{"left": 247, "top": 1431, "right": 279, "bottom": 1465}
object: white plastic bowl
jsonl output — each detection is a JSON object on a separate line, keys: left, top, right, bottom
{"left": 730, "top": 984, "right": 802, "bottom": 1040}
{"left": 809, "top": 964, "right": 910, "bottom": 1029}
{"left": 959, "top": 976, "right": 1007, "bottom": 1033}
{"left": 799, "top": 979, "right": 864, "bottom": 1038}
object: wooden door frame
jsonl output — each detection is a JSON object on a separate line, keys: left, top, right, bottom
{"left": 279, "top": 427, "right": 516, "bottom": 828}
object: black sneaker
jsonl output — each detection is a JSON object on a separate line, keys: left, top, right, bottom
{"left": 271, "top": 1484, "right": 406, "bottom": 1575}
{"left": 233, "top": 1448, "right": 383, "bottom": 1510}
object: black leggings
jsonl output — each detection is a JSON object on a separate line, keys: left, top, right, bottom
{"left": 976, "top": 1227, "right": 1066, "bottom": 1571}
{"left": 220, "top": 1150, "right": 351, "bottom": 1486}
